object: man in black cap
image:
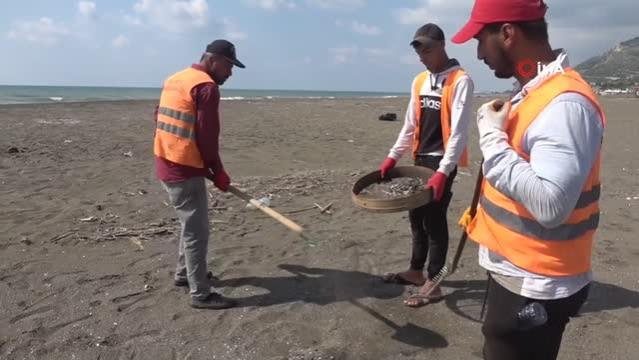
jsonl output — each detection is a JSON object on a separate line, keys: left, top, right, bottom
{"left": 203, "top": 39, "right": 246, "bottom": 84}
{"left": 154, "top": 39, "right": 245, "bottom": 309}
{"left": 380, "top": 24, "right": 474, "bottom": 307}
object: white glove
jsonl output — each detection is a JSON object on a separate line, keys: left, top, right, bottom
{"left": 477, "top": 99, "right": 511, "bottom": 160}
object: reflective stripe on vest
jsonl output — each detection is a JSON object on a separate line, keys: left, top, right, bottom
{"left": 157, "top": 106, "right": 197, "bottom": 125}
{"left": 467, "top": 68, "right": 606, "bottom": 276}
{"left": 153, "top": 67, "right": 214, "bottom": 168}
{"left": 479, "top": 196, "right": 599, "bottom": 241}
{"left": 411, "top": 69, "right": 469, "bottom": 166}
{"left": 156, "top": 120, "right": 195, "bottom": 140}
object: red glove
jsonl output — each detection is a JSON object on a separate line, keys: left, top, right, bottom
{"left": 213, "top": 169, "right": 231, "bottom": 192}
{"left": 379, "top": 157, "right": 396, "bottom": 179}
{"left": 426, "top": 171, "right": 447, "bottom": 202}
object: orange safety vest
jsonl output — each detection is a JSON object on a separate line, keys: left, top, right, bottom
{"left": 153, "top": 67, "right": 215, "bottom": 168}
{"left": 411, "top": 68, "right": 469, "bottom": 166}
{"left": 467, "top": 68, "right": 606, "bottom": 276}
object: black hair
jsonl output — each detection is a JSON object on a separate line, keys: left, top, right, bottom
{"left": 483, "top": 19, "right": 548, "bottom": 41}
{"left": 415, "top": 23, "right": 445, "bottom": 41}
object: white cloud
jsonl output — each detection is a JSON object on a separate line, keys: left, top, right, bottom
{"left": 364, "top": 48, "right": 388, "bottom": 57}
{"left": 133, "top": 0, "right": 208, "bottom": 33}
{"left": 394, "top": 0, "right": 472, "bottom": 26}
{"left": 77, "top": 1, "right": 97, "bottom": 20}
{"left": 222, "top": 18, "right": 248, "bottom": 41}
{"left": 550, "top": 24, "right": 639, "bottom": 64}
{"left": 364, "top": 48, "right": 409, "bottom": 65}
{"left": 548, "top": 0, "right": 639, "bottom": 28}
{"left": 225, "top": 31, "right": 248, "bottom": 40}
{"left": 329, "top": 46, "right": 358, "bottom": 63}
{"left": 7, "top": 17, "right": 70, "bottom": 46}
{"left": 243, "top": 0, "right": 296, "bottom": 11}
{"left": 351, "top": 21, "right": 380, "bottom": 36}
{"left": 112, "top": 34, "right": 130, "bottom": 48}
{"left": 337, "top": 19, "right": 381, "bottom": 36}
{"left": 123, "top": 14, "right": 143, "bottom": 26}
{"left": 307, "top": 0, "right": 365, "bottom": 11}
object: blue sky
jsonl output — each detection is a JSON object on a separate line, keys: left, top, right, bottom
{"left": 1, "top": 0, "right": 638, "bottom": 92}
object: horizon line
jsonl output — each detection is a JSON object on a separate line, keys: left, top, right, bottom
{"left": 0, "top": 83, "right": 410, "bottom": 93}
{"left": 0, "top": 84, "right": 514, "bottom": 94}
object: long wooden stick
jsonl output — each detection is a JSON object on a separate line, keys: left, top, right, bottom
{"left": 227, "top": 185, "right": 304, "bottom": 235}
{"left": 449, "top": 160, "right": 484, "bottom": 275}
{"left": 410, "top": 161, "right": 485, "bottom": 302}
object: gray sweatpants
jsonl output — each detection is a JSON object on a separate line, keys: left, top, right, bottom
{"left": 162, "top": 177, "right": 211, "bottom": 300}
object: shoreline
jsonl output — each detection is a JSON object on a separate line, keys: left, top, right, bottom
{"left": 0, "top": 96, "right": 412, "bottom": 107}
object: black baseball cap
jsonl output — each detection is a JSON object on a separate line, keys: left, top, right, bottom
{"left": 206, "top": 39, "right": 245, "bottom": 69}
{"left": 410, "top": 23, "right": 445, "bottom": 48}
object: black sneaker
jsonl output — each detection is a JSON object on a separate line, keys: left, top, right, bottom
{"left": 174, "top": 271, "right": 216, "bottom": 287}
{"left": 190, "top": 293, "right": 237, "bottom": 309}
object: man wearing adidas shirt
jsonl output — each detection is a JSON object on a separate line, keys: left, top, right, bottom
{"left": 380, "top": 23, "right": 474, "bottom": 307}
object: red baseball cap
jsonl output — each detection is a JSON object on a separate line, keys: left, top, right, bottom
{"left": 451, "top": 0, "right": 548, "bottom": 44}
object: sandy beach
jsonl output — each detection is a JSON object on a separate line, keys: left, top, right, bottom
{"left": 1, "top": 97, "right": 638, "bottom": 359}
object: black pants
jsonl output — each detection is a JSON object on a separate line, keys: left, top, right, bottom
{"left": 408, "top": 155, "right": 456, "bottom": 279}
{"left": 482, "top": 276, "right": 590, "bottom": 360}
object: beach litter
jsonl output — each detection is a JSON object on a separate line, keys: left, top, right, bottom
{"left": 246, "top": 195, "right": 272, "bottom": 209}
{"left": 130, "top": 238, "right": 144, "bottom": 251}
{"left": 378, "top": 112, "right": 397, "bottom": 121}
{"left": 313, "top": 201, "right": 334, "bottom": 214}
{"left": 360, "top": 177, "right": 423, "bottom": 198}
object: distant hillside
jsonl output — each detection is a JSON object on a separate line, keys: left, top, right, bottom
{"left": 576, "top": 36, "right": 639, "bottom": 89}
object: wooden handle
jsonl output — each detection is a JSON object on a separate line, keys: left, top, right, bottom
{"left": 227, "top": 185, "right": 304, "bottom": 235}
{"left": 468, "top": 159, "right": 485, "bottom": 218}
{"left": 449, "top": 159, "right": 484, "bottom": 274}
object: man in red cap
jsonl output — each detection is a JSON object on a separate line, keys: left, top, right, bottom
{"left": 379, "top": 23, "right": 474, "bottom": 307}
{"left": 452, "top": 1, "right": 606, "bottom": 359}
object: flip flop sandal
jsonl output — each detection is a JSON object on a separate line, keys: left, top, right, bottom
{"left": 381, "top": 272, "right": 425, "bottom": 286}
{"left": 403, "top": 293, "right": 445, "bottom": 308}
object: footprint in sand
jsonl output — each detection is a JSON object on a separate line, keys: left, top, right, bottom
{"left": 126, "top": 251, "right": 164, "bottom": 268}
{"left": 9, "top": 305, "right": 55, "bottom": 324}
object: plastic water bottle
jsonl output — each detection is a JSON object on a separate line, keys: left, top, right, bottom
{"left": 257, "top": 196, "right": 271, "bottom": 207}
{"left": 517, "top": 302, "right": 548, "bottom": 330}
{"left": 246, "top": 196, "right": 271, "bottom": 209}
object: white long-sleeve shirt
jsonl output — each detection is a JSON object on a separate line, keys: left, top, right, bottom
{"left": 388, "top": 64, "right": 474, "bottom": 176}
{"left": 479, "top": 51, "right": 605, "bottom": 299}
